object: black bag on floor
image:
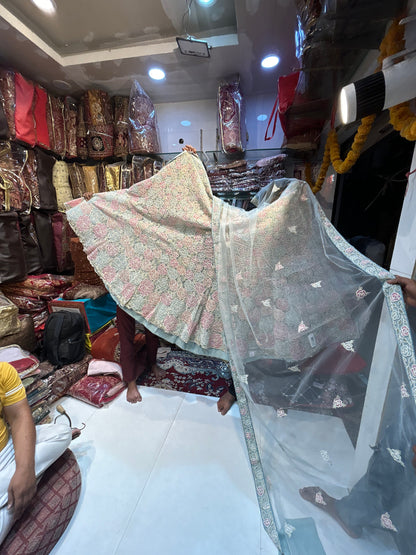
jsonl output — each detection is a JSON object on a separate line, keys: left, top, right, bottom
{"left": 43, "top": 311, "right": 85, "bottom": 368}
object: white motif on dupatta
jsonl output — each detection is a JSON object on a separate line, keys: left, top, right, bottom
{"left": 355, "top": 287, "right": 370, "bottom": 299}
{"left": 387, "top": 448, "right": 405, "bottom": 467}
{"left": 275, "top": 262, "right": 284, "bottom": 271}
{"left": 310, "top": 281, "right": 322, "bottom": 288}
{"left": 341, "top": 340, "right": 355, "bottom": 352}
{"left": 288, "top": 365, "right": 301, "bottom": 372}
{"left": 400, "top": 383, "right": 410, "bottom": 398}
{"left": 231, "top": 305, "right": 238, "bottom": 313}
{"left": 276, "top": 409, "right": 287, "bottom": 418}
{"left": 284, "top": 522, "right": 296, "bottom": 537}
{"left": 380, "top": 512, "right": 398, "bottom": 532}
{"left": 239, "top": 374, "right": 249, "bottom": 384}
{"left": 332, "top": 395, "right": 348, "bottom": 409}
{"left": 235, "top": 272, "right": 243, "bottom": 280}
{"left": 315, "top": 490, "right": 327, "bottom": 506}
{"left": 298, "top": 321, "right": 309, "bottom": 333}
{"left": 261, "top": 299, "right": 272, "bottom": 307}
{"left": 320, "top": 450, "right": 332, "bottom": 466}
{"left": 288, "top": 226, "right": 297, "bottom": 234}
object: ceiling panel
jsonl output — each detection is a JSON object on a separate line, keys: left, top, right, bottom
{"left": 0, "top": 0, "right": 298, "bottom": 103}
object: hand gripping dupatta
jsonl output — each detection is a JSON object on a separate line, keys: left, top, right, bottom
{"left": 67, "top": 152, "right": 416, "bottom": 554}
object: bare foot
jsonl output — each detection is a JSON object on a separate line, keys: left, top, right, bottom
{"left": 126, "top": 380, "right": 142, "bottom": 403}
{"left": 151, "top": 363, "right": 166, "bottom": 380}
{"left": 299, "top": 487, "right": 361, "bottom": 538}
{"left": 217, "top": 391, "right": 236, "bottom": 415}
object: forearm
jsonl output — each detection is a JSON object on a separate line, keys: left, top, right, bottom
{"left": 8, "top": 404, "right": 36, "bottom": 475}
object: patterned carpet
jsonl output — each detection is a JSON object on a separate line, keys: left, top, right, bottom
{"left": 137, "top": 350, "right": 232, "bottom": 398}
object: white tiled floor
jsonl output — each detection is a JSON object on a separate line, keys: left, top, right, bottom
{"left": 50, "top": 387, "right": 278, "bottom": 555}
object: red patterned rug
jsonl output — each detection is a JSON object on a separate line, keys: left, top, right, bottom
{"left": 137, "top": 351, "right": 232, "bottom": 398}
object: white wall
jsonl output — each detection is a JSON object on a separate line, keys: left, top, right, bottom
{"left": 155, "top": 92, "right": 284, "bottom": 153}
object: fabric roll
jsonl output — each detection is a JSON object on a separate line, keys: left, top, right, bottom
{"left": 0, "top": 211, "right": 27, "bottom": 285}
{"left": 34, "top": 85, "right": 50, "bottom": 150}
{"left": 64, "top": 96, "right": 78, "bottom": 159}
{"left": 52, "top": 160, "right": 73, "bottom": 211}
{"left": 0, "top": 68, "right": 15, "bottom": 139}
{"left": 76, "top": 101, "right": 88, "bottom": 159}
{"left": 104, "top": 162, "right": 122, "bottom": 191}
{"left": 113, "top": 96, "right": 129, "bottom": 157}
{"left": 128, "top": 80, "right": 160, "bottom": 155}
{"left": 32, "top": 209, "right": 57, "bottom": 272}
{"left": 35, "top": 147, "right": 58, "bottom": 211}
{"left": 22, "top": 148, "right": 41, "bottom": 209}
{"left": 82, "top": 165, "right": 100, "bottom": 194}
{"left": 18, "top": 212, "right": 43, "bottom": 275}
{"left": 67, "top": 163, "right": 86, "bottom": 199}
{"left": 14, "top": 73, "right": 36, "bottom": 147}
{"left": 46, "top": 94, "right": 66, "bottom": 157}
{"left": 83, "top": 89, "right": 114, "bottom": 159}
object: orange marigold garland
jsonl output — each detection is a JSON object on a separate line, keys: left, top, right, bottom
{"left": 308, "top": 16, "right": 416, "bottom": 193}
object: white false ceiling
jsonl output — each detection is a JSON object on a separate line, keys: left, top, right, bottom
{"left": 0, "top": 0, "right": 298, "bottom": 102}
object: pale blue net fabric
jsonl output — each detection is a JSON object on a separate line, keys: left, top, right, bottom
{"left": 212, "top": 178, "right": 416, "bottom": 554}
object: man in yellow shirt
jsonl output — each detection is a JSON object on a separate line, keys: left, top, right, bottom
{"left": 0, "top": 361, "right": 72, "bottom": 546}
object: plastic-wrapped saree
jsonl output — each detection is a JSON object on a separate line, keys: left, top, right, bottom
{"left": 67, "top": 152, "right": 416, "bottom": 554}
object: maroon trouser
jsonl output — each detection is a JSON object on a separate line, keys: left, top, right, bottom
{"left": 116, "top": 306, "right": 159, "bottom": 383}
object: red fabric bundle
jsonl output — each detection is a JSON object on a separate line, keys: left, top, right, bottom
{"left": 90, "top": 325, "right": 145, "bottom": 363}
{"left": 33, "top": 85, "right": 50, "bottom": 150}
{"left": 68, "top": 374, "right": 126, "bottom": 407}
{"left": 14, "top": 73, "right": 36, "bottom": 147}
{"left": 46, "top": 94, "right": 66, "bottom": 157}
{"left": 218, "top": 78, "right": 245, "bottom": 154}
{"left": 128, "top": 81, "right": 160, "bottom": 154}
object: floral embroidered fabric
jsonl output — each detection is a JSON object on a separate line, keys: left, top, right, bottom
{"left": 66, "top": 151, "right": 227, "bottom": 359}
{"left": 67, "top": 153, "right": 416, "bottom": 554}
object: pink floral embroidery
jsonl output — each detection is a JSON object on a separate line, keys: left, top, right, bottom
{"left": 298, "top": 321, "right": 309, "bottom": 333}
{"left": 356, "top": 287, "right": 369, "bottom": 299}
{"left": 380, "top": 513, "right": 398, "bottom": 532}
{"left": 400, "top": 325, "right": 409, "bottom": 337}
{"left": 390, "top": 292, "right": 401, "bottom": 303}
{"left": 121, "top": 284, "right": 135, "bottom": 300}
{"left": 163, "top": 315, "right": 177, "bottom": 332}
{"left": 315, "top": 491, "right": 326, "bottom": 506}
{"left": 401, "top": 383, "right": 410, "bottom": 398}
{"left": 137, "top": 279, "right": 154, "bottom": 296}
{"left": 411, "top": 365, "right": 416, "bottom": 378}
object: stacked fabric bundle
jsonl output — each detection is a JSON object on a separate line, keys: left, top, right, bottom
{"left": 0, "top": 274, "right": 73, "bottom": 338}
{"left": 83, "top": 89, "right": 114, "bottom": 159}
{"left": 0, "top": 344, "right": 50, "bottom": 423}
{"left": 207, "top": 153, "right": 287, "bottom": 194}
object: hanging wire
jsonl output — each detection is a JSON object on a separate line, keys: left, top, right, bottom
{"left": 181, "top": 0, "right": 194, "bottom": 39}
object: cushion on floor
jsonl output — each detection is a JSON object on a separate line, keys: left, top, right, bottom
{"left": 1, "top": 449, "right": 81, "bottom": 555}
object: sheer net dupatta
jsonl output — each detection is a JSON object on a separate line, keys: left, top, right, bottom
{"left": 213, "top": 178, "right": 416, "bottom": 554}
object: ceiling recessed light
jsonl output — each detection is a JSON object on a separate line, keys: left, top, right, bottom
{"left": 261, "top": 55, "right": 280, "bottom": 69}
{"left": 196, "top": 0, "right": 217, "bottom": 6}
{"left": 180, "top": 120, "right": 191, "bottom": 127}
{"left": 257, "top": 114, "right": 267, "bottom": 121}
{"left": 148, "top": 68, "right": 165, "bottom": 80}
{"left": 31, "top": 0, "right": 56, "bottom": 15}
